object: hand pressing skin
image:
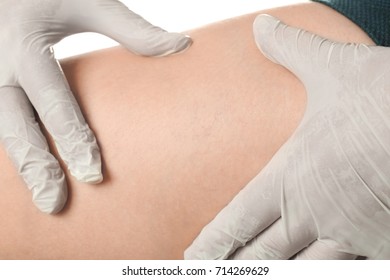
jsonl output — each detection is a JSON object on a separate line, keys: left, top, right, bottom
{"left": 0, "top": 0, "right": 192, "bottom": 214}
{"left": 185, "top": 14, "right": 390, "bottom": 260}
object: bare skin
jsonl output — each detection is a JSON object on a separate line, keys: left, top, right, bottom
{"left": 0, "top": 3, "right": 374, "bottom": 259}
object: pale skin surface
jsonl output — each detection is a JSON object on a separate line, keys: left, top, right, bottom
{"left": 0, "top": 3, "right": 374, "bottom": 259}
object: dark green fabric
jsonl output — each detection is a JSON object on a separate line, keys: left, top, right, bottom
{"left": 311, "top": 0, "right": 390, "bottom": 46}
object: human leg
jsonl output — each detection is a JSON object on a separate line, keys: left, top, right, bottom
{"left": 0, "top": 3, "right": 374, "bottom": 259}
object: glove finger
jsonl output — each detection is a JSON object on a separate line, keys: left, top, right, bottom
{"left": 18, "top": 51, "right": 102, "bottom": 184}
{"left": 253, "top": 14, "right": 333, "bottom": 80}
{"left": 229, "top": 216, "right": 316, "bottom": 260}
{"left": 253, "top": 14, "right": 379, "bottom": 93}
{"left": 253, "top": 14, "right": 352, "bottom": 123}
{"left": 75, "top": 0, "right": 192, "bottom": 56}
{"left": 0, "top": 86, "right": 67, "bottom": 214}
{"left": 185, "top": 150, "right": 288, "bottom": 259}
{"left": 294, "top": 240, "right": 357, "bottom": 260}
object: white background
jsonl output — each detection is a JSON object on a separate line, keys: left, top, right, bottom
{"left": 54, "top": 0, "right": 307, "bottom": 58}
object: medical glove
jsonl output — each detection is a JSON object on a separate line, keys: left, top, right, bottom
{"left": 185, "top": 14, "right": 390, "bottom": 260}
{"left": 0, "top": 0, "right": 192, "bottom": 214}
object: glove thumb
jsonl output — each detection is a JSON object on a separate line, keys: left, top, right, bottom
{"left": 253, "top": 14, "right": 348, "bottom": 121}
{"left": 253, "top": 14, "right": 336, "bottom": 83}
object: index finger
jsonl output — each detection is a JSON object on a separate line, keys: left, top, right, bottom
{"left": 70, "top": 0, "right": 192, "bottom": 57}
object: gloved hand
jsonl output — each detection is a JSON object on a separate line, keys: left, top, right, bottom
{"left": 0, "top": 0, "right": 192, "bottom": 214}
{"left": 185, "top": 14, "right": 390, "bottom": 260}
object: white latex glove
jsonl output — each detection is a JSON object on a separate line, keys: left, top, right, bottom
{"left": 185, "top": 14, "right": 390, "bottom": 260}
{"left": 0, "top": 0, "right": 192, "bottom": 214}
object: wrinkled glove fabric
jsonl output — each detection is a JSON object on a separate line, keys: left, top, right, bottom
{"left": 185, "top": 15, "right": 390, "bottom": 260}
{"left": 0, "top": 0, "right": 192, "bottom": 214}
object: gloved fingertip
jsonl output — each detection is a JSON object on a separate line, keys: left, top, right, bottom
{"left": 34, "top": 199, "right": 65, "bottom": 215}
{"left": 253, "top": 14, "right": 282, "bottom": 63}
{"left": 253, "top": 14, "right": 280, "bottom": 42}
{"left": 74, "top": 170, "right": 103, "bottom": 184}
{"left": 32, "top": 180, "right": 68, "bottom": 215}
{"left": 173, "top": 34, "right": 193, "bottom": 54}
{"left": 254, "top": 14, "right": 280, "bottom": 31}
{"left": 69, "top": 158, "right": 103, "bottom": 184}
{"left": 58, "top": 133, "right": 103, "bottom": 185}
{"left": 155, "top": 33, "right": 193, "bottom": 57}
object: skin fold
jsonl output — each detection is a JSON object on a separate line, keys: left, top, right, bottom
{"left": 0, "top": 3, "right": 374, "bottom": 259}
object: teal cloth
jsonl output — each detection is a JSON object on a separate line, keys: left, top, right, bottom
{"left": 312, "top": 0, "right": 390, "bottom": 46}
